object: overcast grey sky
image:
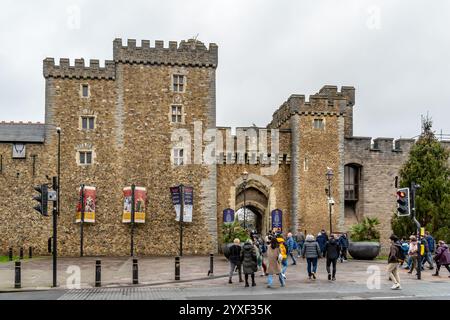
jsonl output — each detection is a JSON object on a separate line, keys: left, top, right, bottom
{"left": 0, "top": 0, "right": 449, "bottom": 139}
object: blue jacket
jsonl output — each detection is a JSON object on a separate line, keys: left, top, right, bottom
{"left": 286, "top": 237, "right": 295, "bottom": 252}
{"left": 339, "top": 235, "right": 349, "bottom": 248}
{"left": 425, "top": 235, "right": 435, "bottom": 253}
{"left": 316, "top": 234, "right": 327, "bottom": 251}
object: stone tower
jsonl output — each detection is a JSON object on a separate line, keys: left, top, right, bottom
{"left": 42, "top": 38, "right": 219, "bottom": 256}
{"left": 269, "top": 85, "right": 355, "bottom": 235}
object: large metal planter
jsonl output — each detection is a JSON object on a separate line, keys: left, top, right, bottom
{"left": 348, "top": 241, "right": 381, "bottom": 260}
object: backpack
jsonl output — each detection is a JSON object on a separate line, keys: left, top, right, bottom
{"left": 279, "top": 242, "right": 287, "bottom": 259}
{"left": 396, "top": 245, "right": 406, "bottom": 262}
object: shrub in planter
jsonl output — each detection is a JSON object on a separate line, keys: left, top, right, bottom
{"left": 348, "top": 217, "right": 381, "bottom": 260}
{"left": 221, "top": 220, "right": 250, "bottom": 258}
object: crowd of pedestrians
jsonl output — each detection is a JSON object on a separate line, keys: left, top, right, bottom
{"left": 387, "top": 231, "right": 450, "bottom": 290}
{"left": 226, "top": 227, "right": 450, "bottom": 290}
{"left": 226, "top": 228, "right": 351, "bottom": 288}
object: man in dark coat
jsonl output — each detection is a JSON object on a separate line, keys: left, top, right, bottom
{"left": 433, "top": 240, "right": 450, "bottom": 277}
{"left": 240, "top": 240, "right": 258, "bottom": 287}
{"left": 338, "top": 233, "right": 349, "bottom": 262}
{"left": 324, "top": 234, "right": 341, "bottom": 281}
{"left": 316, "top": 230, "right": 328, "bottom": 255}
{"left": 228, "top": 238, "right": 243, "bottom": 284}
{"left": 387, "top": 234, "right": 402, "bottom": 290}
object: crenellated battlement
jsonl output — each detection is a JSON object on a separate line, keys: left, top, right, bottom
{"left": 113, "top": 38, "right": 218, "bottom": 68}
{"left": 269, "top": 85, "right": 354, "bottom": 128}
{"left": 43, "top": 58, "right": 116, "bottom": 80}
{"left": 345, "top": 136, "right": 416, "bottom": 154}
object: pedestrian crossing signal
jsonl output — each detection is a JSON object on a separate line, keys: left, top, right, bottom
{"left": 396, "top": 188, "right": 410, "bottom": 217}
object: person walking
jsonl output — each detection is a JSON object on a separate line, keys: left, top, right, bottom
{"left": 241, "top": 239, "right": 258, "bottom": 287}
{"left": 387, "top": 234, "right": 402, "bottom": 290}
{"left": 422, "top": 231, "right": 435, "bottom": 270}
{"left": 433, "top": 240, "right": 450, "bottom": 277}
{"left": 286, "top": 232, "right": 297, "bottom": 265}
{"left": 316, "top": 230, "right": 328, "bottom": 256}
{"left": 266, "top": 237, "right": 285, "bottom": 288}
{"left": 408, "top": 235, "right": 419, "bottom": 276}
{"left": 296, "top": 231, "right": 306, "bottom": 258}
{"left": 302, "top": 234, "right": 321, "bottom": 280}
{"left": 276, "top": 234, "right": 288, "bottom": 279}
{"left": 400, "top": 238, "right": 410, "bottom": 268}
{"left": 228, "top": 238, "right": 243, "bottom": 284}
{"left": 324, "top": 234, "right": 340, "bottom": 281}
{"left": 338, "top": 233, "right": 349, "bottom": 262}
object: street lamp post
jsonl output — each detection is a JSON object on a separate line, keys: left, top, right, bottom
{"left": 242, "top": 171, "right": 249, "bottom": 230}
{"left": 326, "top": 167, "right": 334, "bottom": 234}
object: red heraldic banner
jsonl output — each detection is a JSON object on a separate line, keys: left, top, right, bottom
{"left": 76, "top": 186, "right": 96, "bottom": 223}
{"left": 122, "top": 186, "right": 147, "bottom": 224}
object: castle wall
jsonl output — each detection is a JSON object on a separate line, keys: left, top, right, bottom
{"left": 344, "top": 137, "right": 415, "bottom": 252}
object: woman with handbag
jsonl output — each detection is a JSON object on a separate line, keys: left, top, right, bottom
{"left": 266, "top": 237, "right": 285, "bottom": 288}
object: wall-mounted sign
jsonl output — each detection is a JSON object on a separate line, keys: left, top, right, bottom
{"left": 76, "top": 186, "right": 96, "bottom": 223}
{"left": 271, "top": 209, "right": 283, "bottom": 232}
{"left": 223, "top": 208, "right": 235, "bottom": 223}
{"left": 12, "top": 143, "right": 26, "bottom": 159}
{"left": 171, "top": 185, "right": 194, "bottom": 223}
{"left": 122, "top": 186, "right": 147, "bottom": 223}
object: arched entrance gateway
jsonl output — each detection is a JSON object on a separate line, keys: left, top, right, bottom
{"left": 233, "top": 174, "right": 273, "bottom": 236}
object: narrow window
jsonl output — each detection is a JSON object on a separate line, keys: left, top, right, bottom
{"left": 81, "top": 116, "right": 95, "bottom": 130}
{"left": 173, "top": 75, "right": 185, "bottom": 92}
{"left": 79, "top": 151, "right": 93, "bottom": 165}
{"left": 171, "top": 105, "right": 183, "bottom": 123}
{"left": 173, "top": 148, "right": 184, "bottom": 166}
{"left": 304, "top": 157, "right": 309, "bottom": 171}
{"left": 313, "top": 119, "right": 325, "bottom": 130}
{"left": 82, "top": 84, "right": 89, "bottom": 97}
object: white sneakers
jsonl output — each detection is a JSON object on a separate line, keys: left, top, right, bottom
{"left": 391, "top": 283, "right": 402, "bottom": 290}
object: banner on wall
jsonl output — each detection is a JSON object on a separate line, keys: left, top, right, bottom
{"left": 122, "top": 186, "right": 147, "bottom": 223}
{"left": 171, "top": 185, "right": 194, "bottom": 223}
{"left": 76, "top": 186, "right": 96, "bottom": 223}
{"left": 271, "top": 209, "right": 283, "bottom": 232}
{"left": 223, "top": 208, "right": 235, "bottom": 223}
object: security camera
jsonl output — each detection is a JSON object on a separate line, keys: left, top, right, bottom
{"left": 56, "top": 127, "right": 61, "bottom": 133}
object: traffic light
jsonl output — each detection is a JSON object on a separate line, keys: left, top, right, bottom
{"left": 396, "top": 188, "right": 410, "bottom": 216}
{"left": 33, "top": 184, "right": 48, "bottom": 216}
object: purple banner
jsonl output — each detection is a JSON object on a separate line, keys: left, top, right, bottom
{"left": 223, "top": 208, "right": 235, "bottom": 223}
{"left": 271, "top": 209, "right": 282, "bottom": 232}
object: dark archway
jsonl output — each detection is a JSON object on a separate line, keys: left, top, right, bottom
{"left": 235, "top": 186, "right": 269, "bottom": 235}
{"left": 236, "top": 205, "right": 264, "bottom": 234}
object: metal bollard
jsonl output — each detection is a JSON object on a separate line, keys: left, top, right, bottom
{"left": 19, "top": 247, "right": 24, "bottom": 260}
{"left": 208, "top": 253, "right": 214, "bottom": 277}
{"left": 14, "top": 261, "right": 21, "bottom": 289}
{"left": 132, "top": 259, "right": 138, "bottom": 285}
{"left": 8, "top": 248, "right": 13, "bottom": 261}
{"left": 95, "top": 260, "right": 101, "bottom": 287}
{"left": 48, "top": 237, "right": 52, "bottom": 254}
{"left": 175, "top": 256, "right": 180, "bottom": 281}
{"left": 29, "top": 247, "right": 32, "bottom": 259}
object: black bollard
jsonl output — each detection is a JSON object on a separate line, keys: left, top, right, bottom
{"left": 14, "top": 261, "right": 21, "bottom": 289}
{"left": 132, "top": 259, "right": 138, "bottom": 285}
{"left": 8, "top": 248, "right": 13, "bottom": 261}
{"left": 175, "top": 256, "right": 180, "bottom": 281}
{"left": 19, "top": 247, "right": 24, "bottom": 260}
{"left": 95, "top": 260, "right": 101, "bottom": 287}
{"left": 29, "top": 247, "right": 32, "bottom": 259}
{"left": 208, "top": 253, "right": 214, "bottom": 277}
{"left": 48, "top": 237, "right": 52, "bottom": 254}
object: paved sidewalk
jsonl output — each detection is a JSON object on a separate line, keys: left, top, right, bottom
{"left": 1, "top": 255, "right": 448, "bottom": 292}
{"left": 0, "top": 255, "right": 228, "bottom": 291}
